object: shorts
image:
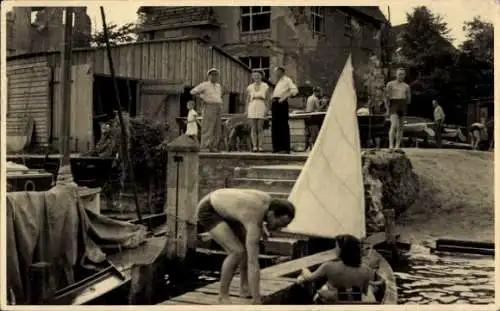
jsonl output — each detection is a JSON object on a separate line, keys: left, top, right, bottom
{"left": 197, "top": 198, "right": 224, "bottom": 232}
{"left": 389, "top": 99, "right": 407, "bottom": 117}
{"left": 197, "top": 198, "right": 245, "bottom": 237}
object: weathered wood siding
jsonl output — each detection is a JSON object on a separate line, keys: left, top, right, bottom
{"left": 7, "top": 56, "right": 51, "bottom": 145}
{"left": 7, "top": 37, "right": 251, "bottom": 151}
{"left": 49, "top": 37, "right": 251, "bottom": 94}
{"left": 52, "top": 64, "right": 94, "bottom": 152}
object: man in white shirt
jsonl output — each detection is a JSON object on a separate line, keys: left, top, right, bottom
{"left": 270, "top": 66, "right": 299, "bottom": 153}
{"left": 190, "top": 68, "right": 225, "bottom": 152}
{"left": 432, "top": 100, "right": 445, "bottom": 148}
{"left": 304, "top": 87, "right": 322, "bottom": 151}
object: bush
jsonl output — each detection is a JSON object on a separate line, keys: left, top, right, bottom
{"left": 87, "top": 113, "right": 170, "bottom": 213}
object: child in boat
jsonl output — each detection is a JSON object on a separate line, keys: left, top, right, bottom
{"left": 296, "top": 234, "right": 377, "bottom": 304}
{"left": 185, "top": 100, "right": 200, "bottom": 140}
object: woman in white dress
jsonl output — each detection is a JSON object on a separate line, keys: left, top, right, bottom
{"left": 246, "top": 70, "right": 270, "bottom": 152}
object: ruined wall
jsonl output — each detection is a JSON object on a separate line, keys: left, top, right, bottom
{"left": 7, "top": 7, "right": 91, "bottom": 56}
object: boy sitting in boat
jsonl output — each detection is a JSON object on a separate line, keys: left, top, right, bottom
{"left": 296, "top": 234, "right": 377, "bottom": 304}
{"left": 197, "top": 188, "right": 296, "bottom": 304}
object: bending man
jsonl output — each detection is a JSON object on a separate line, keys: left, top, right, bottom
{"left": 196, "top": 188, "right": 296, "bottom": 304}
{"left": 385, "top": 68, "right": 411, "bottom": 149}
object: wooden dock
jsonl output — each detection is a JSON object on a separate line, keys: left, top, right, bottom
{"left": 158, "top": 247, "right": 397, "bottom": 305}
{"left": 160, "top": 275, "right": 296, "bottom": 305}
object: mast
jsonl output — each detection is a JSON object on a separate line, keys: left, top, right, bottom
{"left": 99, "top": 7, "right": 144, "bottom": 225}
{"left": 56, "top": 7, "right": 74, "bottom": 184}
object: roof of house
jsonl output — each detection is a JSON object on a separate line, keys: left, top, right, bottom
{"left": 137, "top": 6, "right": 218, "bottom": 32}
{"left": 349, "top": 7, "right": 388, "bottom": 23}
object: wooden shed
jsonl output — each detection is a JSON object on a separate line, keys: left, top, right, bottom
{"left": 6, "top": 36, "right": 251, "bottom": 152}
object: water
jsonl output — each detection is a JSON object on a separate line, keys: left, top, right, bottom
{"left": 394, "top": 244, "right": 494, "bottom": 304}
{"left": 167, "top": 245, "right": 495, "bottom": 305}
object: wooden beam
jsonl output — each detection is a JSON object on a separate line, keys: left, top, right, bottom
{"left": 261, "top": 249, "right": 338, "bottom": 278}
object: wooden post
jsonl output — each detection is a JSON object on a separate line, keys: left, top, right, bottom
{"left": 165, "top": 135, "right": 200, "bottom": 260}
{"left": 383, "top": 208, "right": 396, "bottom": 245}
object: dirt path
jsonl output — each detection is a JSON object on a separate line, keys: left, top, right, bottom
{"left": 395, "top": 149, "right": 494, "bottom": 244}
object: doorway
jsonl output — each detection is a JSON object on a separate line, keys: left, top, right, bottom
{"left": 92, "top": 74, "right": 138, "bottom": 142}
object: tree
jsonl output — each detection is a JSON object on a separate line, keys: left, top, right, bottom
{"left": 362, "top": 55, "right": 386, "bottom": 113}
{"left": 398, "top": 6, "right": 458, "bottom": 118}
{"left": 91, "top": 22, "right": 137, "bottom": 47}
{"left": 455, "top": 17, "right": 493, "bottom": 99}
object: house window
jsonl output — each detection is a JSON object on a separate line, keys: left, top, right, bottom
{"left": 344, "top": 15, "right": 352, "bottom": 36}
{"left": 240, "top": 56, "right": 270, "bottom": 80}
{"left": 359, "top": 21, "right": 366, "bottom": 41}
{"left": 311, "top": 7, "right": 325, "bottom": 34}
{"left": 240, "top": 6, "right": 271, "bottom": 33}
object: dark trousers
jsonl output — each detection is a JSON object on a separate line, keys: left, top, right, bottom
{"left": 271, "top": 98, "right": 291, "bottom": 153}
{"left": 435, "top": 119, "right": 443, "bottom": 148}
{"left": 304, "top": 118, "right": 319, "bottom": 150}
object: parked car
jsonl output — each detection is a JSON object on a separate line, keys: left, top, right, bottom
{"left": 403, "top": 116, "right": 469, "bottom": 147}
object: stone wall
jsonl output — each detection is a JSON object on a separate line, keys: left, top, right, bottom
{"left": 198, "top": 153, "right": 307, "bottom": 198}
{"left": 198, "top": 149, "right": 420, "bottom": 233}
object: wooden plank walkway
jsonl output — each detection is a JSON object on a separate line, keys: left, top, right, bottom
{"left": 160, "top": 276, "right": 295, "bottom": 305}
{"left": 159, "top": 248, "right": 398, "bottom": 305}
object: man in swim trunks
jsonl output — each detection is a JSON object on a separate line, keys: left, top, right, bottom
{"left": 384, "top": 68, "right": 411, "bottom": 149}
{"left": 197, "top": 188, "right": 296, "bottom": 304}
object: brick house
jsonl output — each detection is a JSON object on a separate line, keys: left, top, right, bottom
{"left": 136, "top": 6, "right": 388, "bottom": 109}
{"left": 6, "top": 7, "right": 91, "bottom": 56}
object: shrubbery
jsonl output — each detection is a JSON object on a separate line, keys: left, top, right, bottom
{"left": 88, "top": 113, "right": 171, "bottom": 213}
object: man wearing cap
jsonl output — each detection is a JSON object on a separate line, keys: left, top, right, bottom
{"left": 190, "top": 68, "right": 225, "bottom": 152}
{"left": 271, "top": 66, "right": 299, "bottom": 154}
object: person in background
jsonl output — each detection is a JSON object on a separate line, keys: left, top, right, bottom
{"left": 271, "top": 66, "right": 299, "bottom": 154}
{"left": 185, "top": 100, "right": 200, "bottom": 141}
{"left": 487, "top": 116, "right": 494, "bottom": 151}
{"left": 304, "top": 87, "right": 322, "bottom": 151}
{"left": 190, "top": 68, "right": 225, "bottom": 152}
{"left": 296, "top": 234, "right": 376, "bottom": 304}
{"left": 385, "top": 68, "right": 411, "bottom": 149}
{"left": 319, "top": 95, "right": 330, "bottom": 111}
{"left": 196, "top": 188, "right": 296, "bottom": 304}
{"left": 245, "top": 70, "right": 270, "bottom": 152}
{"left": 469, "top": 117, "right": 489, "bottom": 151}
{"left": 432, "top": 100, "right": 446, "bottom": 148}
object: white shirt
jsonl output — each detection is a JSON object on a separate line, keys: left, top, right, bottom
{"left": 434, "top": 105, "right": 445, "bottom": 122}
{"left": 305, "top": 94, "right": 320, "bottom": 112}
{"left": 190, "top": 81, "right": 223, "bottom": 104}
{"left": 272, "top": 76, "right": 298, "bottom": 99}
{"left": 385, "top": 80, "right": 410, "bottom": 100}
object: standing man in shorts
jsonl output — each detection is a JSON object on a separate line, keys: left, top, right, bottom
{"left": 196, "top": 188, "right": 296, "bottom": 304}
{"left": 384, "top": 68, "right": 411, "bottom": 149}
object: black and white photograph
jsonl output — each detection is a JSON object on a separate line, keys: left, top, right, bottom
{"left": 2, "top": 1, "right": 495, "bottom": 307}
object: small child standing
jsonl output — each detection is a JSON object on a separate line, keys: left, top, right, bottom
{"left": 185, "top": 100, "right": 199, "bottom": 140}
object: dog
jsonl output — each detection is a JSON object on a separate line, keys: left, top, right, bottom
{"left": 222, "top": 116, "right": 270, "bottom": 152}
{"left": 225, "top": 119, "right": 252, "bottom": 151}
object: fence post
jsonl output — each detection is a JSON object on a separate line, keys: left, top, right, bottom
{"left": 165, "top": 135, "right": 199, "bottom": 261}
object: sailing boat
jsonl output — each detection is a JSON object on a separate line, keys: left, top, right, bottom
{"left": 285, "top": 54, "right": 364, "bottom": 239}
{"left": 283, "top": 55, "right": 397, "bottom": 304}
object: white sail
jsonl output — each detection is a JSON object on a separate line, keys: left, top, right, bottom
{"left": 284, "top": 55, "right": 366, "bottom": 239}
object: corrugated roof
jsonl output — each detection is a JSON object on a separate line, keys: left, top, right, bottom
{"left": 137, "top": 6, "right": 218, "bottom": 31}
